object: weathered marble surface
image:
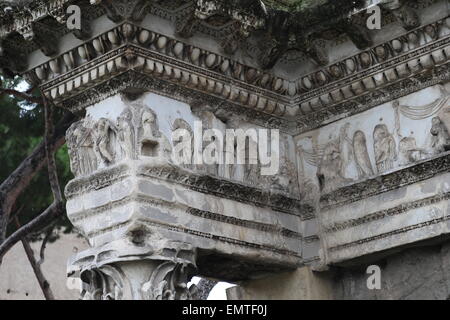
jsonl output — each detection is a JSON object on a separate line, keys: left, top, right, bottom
{"left": 65, "top": 92, "right": 312, "bottom": 296}
{"left": 332, "top": 242, "right": 450, "bottom": 300}
{"left": 228, "top": 241, "right": 450, "bottom": 300}
{"left": 296, "top": 82, "right": 450, "bottom": 266}
{"left": 0, "top": 0, "right": 449, "bottom": 299}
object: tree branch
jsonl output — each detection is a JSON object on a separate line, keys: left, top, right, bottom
{"left": 21, "top": 238, "right": 55, "bottom": 300}
{"left": 0, "top": 88, "right": 43, "bottom": 104}
{"left": 16, "top": 217, "right": 55, "bottom": 300}
{"left": 37, "top": 223, "right": 56, "bottom": 266}
{"left": 43, "top": 95, "right": 63, "bottom": 203}
{"left": 0, "top": 112, "right": 75, "bottom": 242}
{"left": 0, "top": 202, "right": 64, "bottom": 263}
{"left": 0, "top": 96, "right": 69, "bottom": 265}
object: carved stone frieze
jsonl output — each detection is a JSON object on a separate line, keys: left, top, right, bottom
{"left": 320, "top": 151, "right": 450, "bottom": 211}
{"left": 297, "top": 81, "right": 449, "bottom": 201}
{"left": 66, "top": 104, "right": 172, "bottom": 177}
{"left": 295, "top": 18, "right": 450, "bottom": 132}
{"left": 3, "top": 0, "right": 450, "bottom": 294}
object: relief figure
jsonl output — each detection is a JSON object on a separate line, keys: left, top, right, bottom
{"left": 67, "top": 119, "right": 98, "bottom": 176}
{"left": 139, "top": 108, "right": 160, "bottom": 157}
{"left": 430, "top": 116, "right": 450, "bottom": 154}
{"left": 95, "top": 118, "right": 116, "bottom": 166}
{"left": 399, "top": 136, "right": 427, "bottom": 165}
{"left": 373, "top": 124, "right": 397, "bottom": 173}
{"left": 353, "top": 130, "right": 374, "bottom": 179}
{"left": 117, "top": 109, "right": 135, "bottom": 159}
{"left": 317, "top": 140, "right": 346, "bottom": 193}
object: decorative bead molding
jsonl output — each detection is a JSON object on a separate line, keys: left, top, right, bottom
{"left": 24, "top": 17, "right": 449, "bottom": 134}
{"left": 295, "top": 18, "right": 450, "bottom": 132}
{"left": 0, "top": 0, "right": 441, "bottom": 134}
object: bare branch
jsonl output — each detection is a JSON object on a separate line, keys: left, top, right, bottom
{"left": 21, "top": 239, "right": 55, "bottom": 300}
{"left": 8, "top": 205, "right": 24, "bottom": 226}
{"left": 0, "top": 202, "right": 64, "bottom": 263}
{"left": 43, "top": 95, "right": 63, "bottom": 203}
{"left": 37, "top": 222, "right": 56, "bottom": 266}
{"left": 16, "top": 217, "right": 55, "bottom": 300}
{"left": 0, "top": 88, "right": 43, "bottom": 104}
{"left": 0, "top": 112, "right": 75, "bottom": 242}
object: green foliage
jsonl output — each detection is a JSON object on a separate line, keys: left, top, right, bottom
{"left": 0, "top": 77, "right": 74, "bottom": 241}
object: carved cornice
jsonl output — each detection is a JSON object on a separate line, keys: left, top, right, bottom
{"left": 27, "top": 23, "right": 292, "bottom": 121}
{"left": 0, "top": 0, "right": 72, "bottom": 38}
{"left": 324, "top": 191, "right": 450, "bottom": 234}
{"left": 23, "top": 19, "right": 448, "bottom": 133}
{"left": 320, "top": 152, "right": 450, "bottom": 211}
{"left": 1, "top": 1, "right": 446, "bottom": 133}
{"left": 65, "top": 160, "right": 314, "bottom": 219}
{"left": 329, "top": 214, "right": 450, "bottom": 253}
{"left": 297, "top": 63, "right": 450, "bottom": 133}
{"left": 295, "top": 18, "right": 450, "bottom": 132}
{"left": 59, "top": 70, "right": 294, "bottom": 132}
{"left": 68, "top": 194, "right": 303, "bottom": 240}
{"left": 137, "top": 163, "right": 313, "bottom": 219}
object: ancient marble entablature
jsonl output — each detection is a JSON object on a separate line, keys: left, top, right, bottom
{"left": 0, "top": 0, "right": 449, "bottom": 299}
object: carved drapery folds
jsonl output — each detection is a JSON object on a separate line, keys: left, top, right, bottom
{"left": 298, "top": 83, "right": 450, "bottom": 197}
{"left": 430, "top": 116, "right": 450, "bottom": 154}
{"left": 2, "top": 0, "right": 449, "bottom": 296}
{"left": 66, "top": 105, "right": 172, "bottom": 177}
{"left": 373, "top": 124, "right": 398, "bottom": 172}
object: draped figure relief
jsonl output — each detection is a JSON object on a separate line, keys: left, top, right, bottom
{"left": 353, "top": 130, "right": 374, "bottom": 179}
{"left": 66, "top": 105, "right": 172, "bottom": 178}
{"left": 373, "top": 124, "right": 398, "bottom": 173}
{"left": 95, "top": 118, "right": 116, "bottom": 167}
{"left": 430, "top": 116, "right": 450, "bottom": 154}
{"left": 66, "top": 117, "right": 98, "bottom": 177}
{"left": 117, "top": 109, "right": 135, "bottom": 160}
{"left": 172, "top": 118, "right": 195, "bottom": 170}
